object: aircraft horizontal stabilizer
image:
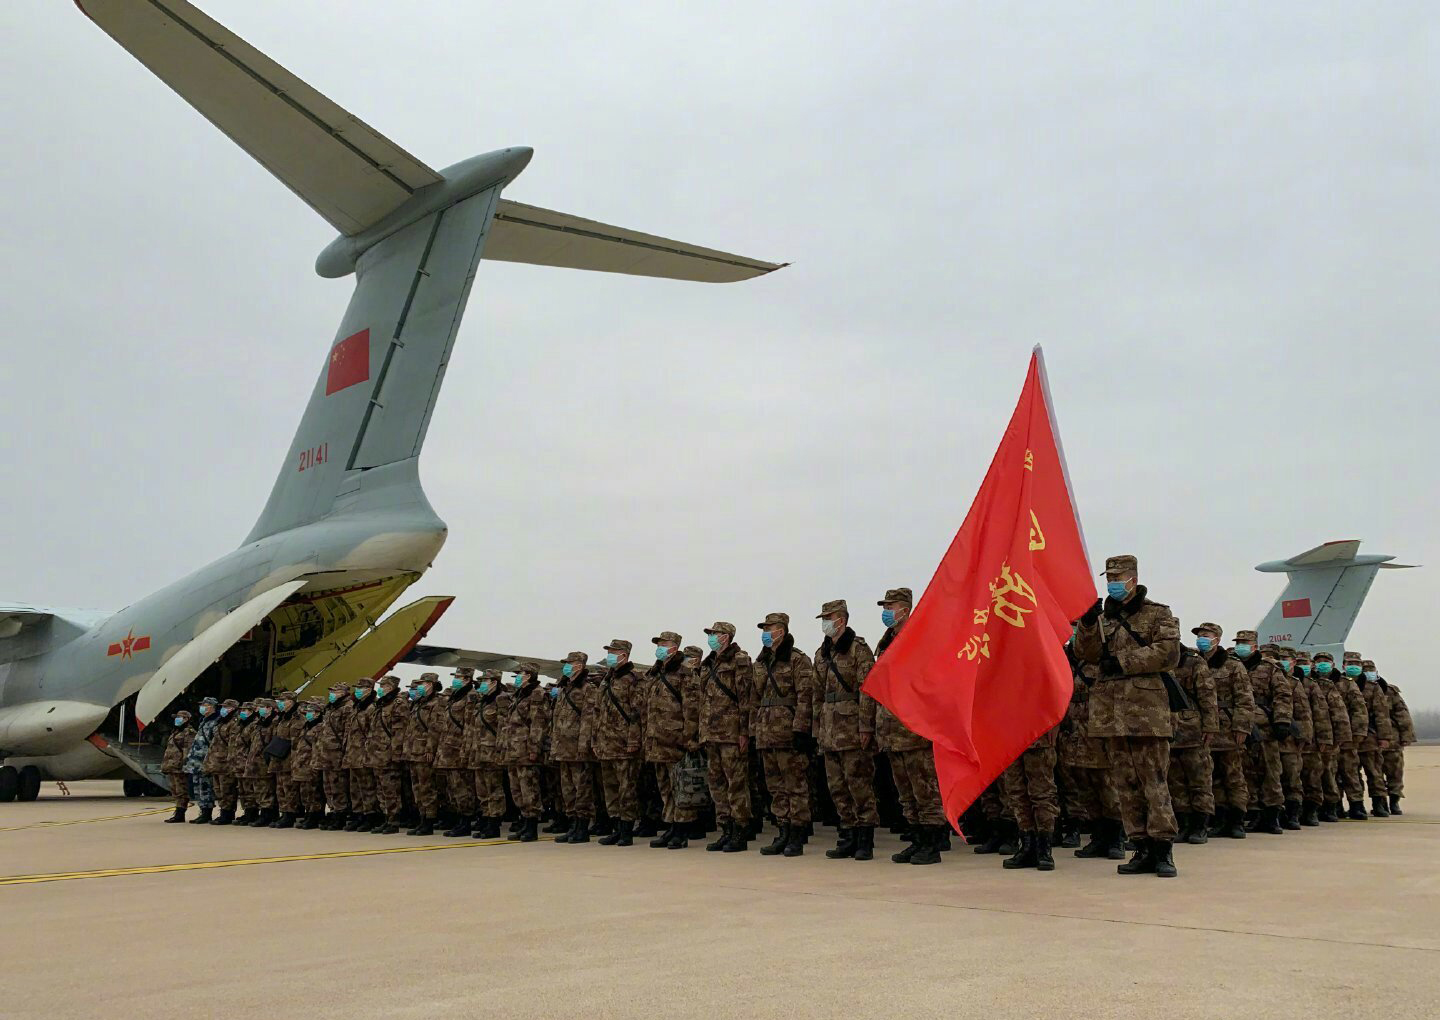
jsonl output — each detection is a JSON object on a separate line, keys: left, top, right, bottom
{"left": 487, "top": 200, "right": 786, "bottom": 283}
{"left": 403, "top": 643, "right": 566, "bottom": 680}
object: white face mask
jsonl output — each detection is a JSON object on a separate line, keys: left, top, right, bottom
{"left": 821, "top": 619, "right": 838, "bottom": 639}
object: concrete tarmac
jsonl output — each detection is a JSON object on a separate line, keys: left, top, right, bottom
{"left": 3, "top": 749, "right": 1438, "bottom": 1020}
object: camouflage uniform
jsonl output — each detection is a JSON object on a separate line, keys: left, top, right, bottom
{"left": 1299, "top": 653, "right": 1333, "bottom": 823}
{"left": 1064, "top": 653, "right": 1124, "bottom": 858}
{"left": 592, "top": 641, "right": 644, "bottom": 836}
{"left": 1000, "top": 728, "right": 1061, "bottom": 840}
{"left": 644, "top": 633, "right": 702, "bottom": 830}
{"left": 502, "top": 670, "right": 546, "bottom": 830}
{"left": 343, "top": 683, "right": 379, "bottom": 828}
{"left": 1376, "top": 662, "right": 1415, "bottom": 811}
{"left": 370, "top": 679, "right": 409, "bottom": 829}
{"left": 1195, "top": 628, "right": 1253, "bottom": 833}
{"left": 874, "top": 591, "right": 945, "bottom": 835}
{"left": 203, "top": 700, "right": 243, "bottom": 821}
{"left": 399, "top": 675, "right": 445, "bottom": 827}
{"left": 1332, "top": 654, "right": 1370, "bottom": 817}
{"left": 750, "top": 616, "right": 816, "bottom": 849}
{"left": 1074, "top": 562, "right": 1181, "bottom": 857}
{"left": 1166, "top": 645, "right": 1219, "bottom": 840}
{"left": 698, "top": 623, "right": 755, "bottom": 836}
{"left": 1352, "top": 653, "right": 1397, "bottom": 812}
{"left": 312, "top": 683, "right": 353, "bottom": 826}
{"left": 183, "top": 699, "right": 221, "bottom": 814}
{"left": 548, "top": 655, "right": 596, "bottom": 836}
{"left": 1274, "top": 648, "right": 1311, "bottom": 827}
{"left": 813, "top": 601, "right": 880, "bottom": 851}
{"left": 268, "top": 692, "right": 305, "bottom": 823}
{"left": 242, "top": 699, "right": 278, "bottom": 818}
{"left": 289, "top": 700, "right": 327, "bottom": 825}
{"left": 1315, "top": 654, "right": 1352, "bottom": 819}
{"left": 160, "top": 712, "right": 194, "bottom": 816}
{"left": 465, "top": 672, "right": 511, "bottom": 834}
{"left": 1238, "top": 635, "right": 1290, "bottom": 825}
{"left": 435, "top": 670, "right": 477, "bottom": 829}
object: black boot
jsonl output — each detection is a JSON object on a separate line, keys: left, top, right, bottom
{"left": 782, "top": 824, "right": 804, "bottom": 857}
{"left": 801, "top": 822, "right": 813, "bottom": 845}
{"left": 891, "top": 827, "right": 919, "bottom": 863}
{"left": 1187, "top": 813, "right": 1209, "bottom": 844}
{"left": 256, "top": 807, "right": 278, "bottom": 827}
{"left": 1243, "top": 809, "right": 1259, "bottom": 832}
{"left": 852, "top": 826, "right": 875, "bottom": 861}
{"left": 1002, "top": 832, "right": 1037, "bottom": 870}
{"left": 590, "top": 817, "right": 614, "bottom": 837}
{"left": 376, "top": 818, "right": 401, "bottom": 835}
{"left": 543, "top": 814, "right": 569, "bottom": 834}
{"left": 1034, "top": 831, "right": 1055, "bottom": 871}
{"left": 1117, "top": 838, "right": 1157, "bottom": 875}
{"left": 908, "top": 826, "right": 942, "bottom": 866}
{"left": 706, "top": 822, "right": 732, "bottom": 852}
{"left": 343, "top": 812, "right": 364, "bottom": 832}
{"left": 723, "top": 821, "right": 748, "bottom": 852}
{"left": 1153, "top": 839, "right": 1177, "bottom": 878}
{"left": 1175, "top": 812, "right": 1192, "bottom": 844}
{"left": 189, "top": 807, "right": 213, "bottom": 825}
{"left": 1207, "top": 811, "right": 1227, "bottom": 838}
{"left": 1104, "top": 819, "right": 1127, "bottom": 860}
{"left": 164, "top": 806, "right": 186, "bottom": 823}
{"left": 667, "top": 824, "right": 690, "bottom": 850}
{"left": 1255, "top": 805, "right": 1284, "bottom": 835}
{"left": 760, "top": 825, "right": 789, "bottom": 856}
{"left": 1059, "top": 818, "right": 1081, "bottom": 849}
{"left": 307, "top": 811, "right": 325, "bottom": 829}
{"left": 470, "top": 816, "right": 491, "bottom": 839}
{"left": 410, "top": 818, "right": 436, "bottom": 836}
{"left": 1280, "top": 802, "right": 1301, "bottom": 830}
{"left": 1389, "top": 795, "right": 1403, "bottom": 816}
{"left": 1075, "top": 821, "right": 1109, "bottom": 858}
{"left": 598, "top": 819, "right": 626, "bottom": 845}
{"left": 615, "top": 820, "right": 635, "bottom": 846}
{"left": 826, "top": 827, "right": 857, "bottom": 859}
{"left": 1371, "top": 796, "right": 1390, "bottom": 818}
{"left": 1223, "top": 807, "right": 1247, "bottom": 840}
{"left": 569, "top": 817, "right": 590, "bottom": 844}
{"left": 511, "top": 817, "right": 534, "bottom": 842}
{"left": 634, "top": 818, "right": 658, "bottom": 838}
{"left": 275, "top": 812, "right": 296, "bottom": 829}
{"left": 1319, "top": 802, "right": 1339, "bottom": 823}
{"left": 444, "top": 816, "right": 472, "bottom": 838}
{"left": 211, "top": 808, "right": 235, "bottom": 826}
{"left": 1347, "top": 798, "right": 1368, "bottom": 820}
{"left": 651, "top": 824, "right": 676, "bottom": 849}
{"left": 1300, "top": 803, "right": 1320, "bottom": 827}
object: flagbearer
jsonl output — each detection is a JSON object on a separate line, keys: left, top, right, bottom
{"left": 814, "top": 599, "right": 880, "bottom": 862}
{"left": 1074, "top": 554, "right": 1182, "bottom": 879}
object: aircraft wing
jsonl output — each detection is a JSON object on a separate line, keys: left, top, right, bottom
{"left": 402, "top": 644, "right": 567, "bottom": 680}
{"left": 77, "top": 0, "right": 442, "bottom": 235}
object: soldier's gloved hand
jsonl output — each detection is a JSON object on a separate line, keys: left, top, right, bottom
{"left": 1272, "top": 721, "right": 1293, "bottom": 740}
{"left": 1079, "top": 600, "right": 1102, "bottom": 625}
{"left": 1099, "top": 654, "right": 1122, "bottom": 676}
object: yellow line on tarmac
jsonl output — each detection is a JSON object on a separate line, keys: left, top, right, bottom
{"left": 0, "top": 836, "right": 549, "bottom": 887}
{"left": 0, "top": 808, "right": 171, "bottom": 832}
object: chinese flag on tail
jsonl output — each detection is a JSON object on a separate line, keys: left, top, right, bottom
{"left": 863, "top": 346, "right": 1095, "bottom": 833}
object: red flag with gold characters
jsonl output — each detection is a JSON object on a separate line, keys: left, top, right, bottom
{"left": 862, "top": 346, "right": 1095, "bottom": 833}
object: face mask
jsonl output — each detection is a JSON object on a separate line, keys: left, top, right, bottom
{"left": 200, "top": 705, "right": 213, "bottom": 716}
{"left": 1234, "top": 644, "right": 1253, "bottom": 659}
{"left": 1345, "top": 665, "right": 1362, "bottom": 678}
{"left": 239, "top": 711, "right": 251, "bottom": 720}
{"left": 451, "top": 678, "right": 465, "bottom": 690}
{"left": 276, "top": 701, "right": 289, "bottom": 711}
{"left": 1195, "top": 637, "right": 1213, "bottom": 653}
{"left": 1280, "top": 660, "right": 1293, "bottom": 672}
{"left": 1300, "top": 664, "right": 1311, "bottom": 676}
{"left": 478, "top": 682, "right": 491, "bottom": 695}
{"left": 305, "top": 711, "right": 317, "bottom": 722}
{"left": 880, "top": 609, "right": 897, "bottom": 628}
{"left": 354, "top": 688, "right": 367, "bottom": 700}
{"left": 220, "top": 707, "right": 232, "bottom": 718}
{"left": 1106, "top": 581, "right": 1129, "bottom": 601}
{"left": 707, "top": 634, "right": 721, "bottom": 651}
{"left": 820, "top": 620, "right": 838, "bottom": 639}
{"left": 605, "top": 653, "right": 619, "bottom": 668}
{"left": 1364, "top": 670, "right": 1377, "bottom": 681}
{"left": 258, "top": 707, "right": 271, "bottom": 718}
{"left": 655, "top": 646, "right": 669, "bottom": 660}
{"left": 173, "top": 716, "right": 185, "bottom": 727}
{"left": 761, "top": 631, "right": 774, "bottom": 648}
{"left": 408, "top": 687, "right": 421, "bottom": 700}
{"left": 549, "top": 687, "right": 559, "bottom": 698}
{"left": 374, "top": 684, "right": 384, "bottom": 696}
{"left": 1316, "top": 662, "right": 1333, "bottom": 675}
{"left": 562, "top": 663, "right": 574, "bottom": 677}
{"left": 513, "top": 676, "right": 524, "bottom": 689}
{"left": 327, "top": 692, "right": 338, "bottom": 703}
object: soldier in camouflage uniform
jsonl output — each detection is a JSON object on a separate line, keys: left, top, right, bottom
{"left": 814, "top": 599, "right": 879, "bottom": 861}
{"left": 1330, "top": 652, "right": 1370, "bottom": 819}
{"left": 748, "top": 614, "right": 816, "bottom": 859}
{"left": 699, "top": 622, "right": 755, "bottom": 853}
{"left": 466, "top": 669, "right": 510, "bottom": 839}
{"left": 875, "top": 589, "right": 946, "bottom": 866}
{"left": 437, "top": 669, "right": 477, "bottom": 836}
{"left": 160, "top": 710, "right": 194, "bottom": 823}
{"left": 312, "top": 681, "right": 352, "bottom": 829}
{"left": 204, "top": 699, "right": 243, "bottom": 825}
{"left": 243, "top": 697, "right": 279, "bottom": 826}
{"left": 1350, "top": 652, "right": 1396, "bottom": 817}
{"left": 369, "top": 676, "right": 409, "bottom": 834}
{"left": 1064, "top": 646, "right": 1125, "bottom": 861}
{"left": 400, "top": 673, "right": 445, "bottom": 835}
{"left": 1237, "top": 637, "right": 1290, "bottom": 834}
{"left": 1314, "top": 652, "right": 1351, "bottom": 822}
{"left": 1193, "top": 624, "right": 1253, "bottom": 840}
{"left": 548, "top": 654, "right": 595, "bottom": 844}
{"left": 1295, "top": 651, "right": 1330, "bottom": 827}
{"left": 183, "top": 697, "right": 221, "bottom": 824}
{"left": 1373, "top": 660, "right": 1415, "bottom": 815}
{"left": 290, "top": 698, "right": 327, "bottom": 828}
{"left": 343, "top": 678, "right": 380, "bottom": 831}
{"left": 268, "top": 691, "right": 305, "bottom": 828}
{"left": 592, "top": 640, "right": 644, "bottom": 847}
{"left": 503, "top": 663, "right": 546, "bottom": 842}
{"left": 643, "top": 631, "right": 702, "bottom": 850}
{"left": 1167, "top": 637, "right": 1219, "bottom": 844}
{"left": 999, "top": 725, "right": 1061, "bottom": 872}
{"left": 1074, "top": 555, "right": 1180, "bottom": 878}
{"left": 1273, "top": 647, "right": 1311, "bottom": 830}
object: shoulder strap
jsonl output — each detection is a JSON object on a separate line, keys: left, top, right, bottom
{"left": 704, "top": 660, "right": 739, "bottom": 703}
{"left": 658, "top": 672, "right": 682, "bottom": 704}
{"left": 822, "top": 652, "right": 853, "bottom": 694}
{"left": 604, "top": 679, "right": 635, "bottom": 725}
{"left": 763, "top": 659, "right": 790, "bottom": 700}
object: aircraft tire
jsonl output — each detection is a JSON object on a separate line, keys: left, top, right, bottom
{"left": 0, "top": 765, "right": 18, "bottom": 803}
{"left": 122, "top": 777, "right": 146, "bottom": 798}
{"left": 17, "top": 765, "right": 42, "bottom": 802}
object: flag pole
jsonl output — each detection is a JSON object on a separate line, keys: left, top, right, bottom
{"left": 1032, "top": 344, "right": 1092, "bottom": 576}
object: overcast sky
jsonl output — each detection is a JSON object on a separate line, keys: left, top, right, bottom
{"left": 3, "top": 2, "right": 1436, "bottom": 706}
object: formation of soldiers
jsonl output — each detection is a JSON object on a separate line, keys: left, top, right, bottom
{"left": 158, "top": 559, "right": 1417, "bottom": 880}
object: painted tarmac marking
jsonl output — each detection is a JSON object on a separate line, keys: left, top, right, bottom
{"left": 0, "top": 808, "right": 171, "bottom": 832}
{"left": 0, "top": 836, "right": 553, "bottom": 886}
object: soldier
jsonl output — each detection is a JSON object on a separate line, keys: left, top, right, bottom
{"left": 1191, "top": 624, "right": 1253, "bottom": 840}
{"left": 160, "top": 710, "right": 194, "bottom": 823}
{"left": 999, "top": 725, "right": 1061, "bottom": 872}
{"left": 502, "top": 664, "right": 546, "bottom": 842}
{"left": 397, "top": 674, "right": 444, "bottom": 835}
{"left": 369, "top": 676, "right": 408, "bottom": 834}
{"left": 1373, "top": 660, "right": 1415, "bottom": 815}
{"left": 231, "top": 701, "right": 261, "bottom": 824}
{"left": 313, "top": 681, "right": 352, "bottom": 830}
{"left": 748, "top": 614, "right": 816, "bottom": 859}
{"left": 644, "top": 631, "right": 702, "bottom": 850}
{"left": 343, "top": 678, "right": 380, "bottom": 832}
{"left": 532, "top": 673, "right": 562, "bottom": 836}
{"left": 244, "top": 697, "right": 279, "bottom": 826}
{"left": 268, "top": 691, "right": 305, "bottom": 828}
{"left": 290, "top": 699, "right": 327, "bottom": 828}
{"left": 1295, "top": 651, "right": 1330, "bottom": 827}
{"left": 1273, "top": 647, "right": 1311, "bottom": 830}
{"left": 1236, "top": 636, "right": 1290, "bottom": 834}
{"left": 1065, "top": 645, "right": 1125, "bottom": 861}
{"left": 1351, "top": 652, "right": 1396, "bottom": 817}
{"left": 1315, "top": 652, "right": 1351, "bottom": 823}
{"left": 437, "top": 669, "right": 477, "bottom": 837}
{"left": 1167, "top": 635, "right": 1219, "bottom": 844}
{"left": 590, "top": 640, "right": 643, "bottom": 846}
{"left": 467, "top": 669, "right": 510, "bottom": 839}
{"left": 699, "top": 622, "right": 754, "bottom": 853}
{"left": 1074, "top": 554, "right": 1181, "bottom": 878}
{"left": 183, "top": 697, "right": 221, "bottom": 824}
{"left": 204, "top": 699, "right": 243, "bottom": 825}
{"left": 547, "top": 655, "right": 594, "bottom": 843}
{"left": 1331, "top": 652, "right": 1370, "bottom": 819}
{"left": 813, "top": 599, "right": 879, "bottom": 861}
{"left": 875, "top": 589, "right": 946, "bottom": 866}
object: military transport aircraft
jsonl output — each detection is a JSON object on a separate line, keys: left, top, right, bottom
{"left": 0, "top": 0, "right": 781, "bottom": 801}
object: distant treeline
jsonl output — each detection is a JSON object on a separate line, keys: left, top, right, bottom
{"left": 1414, "top": 709, "right": 1440, "bottom": 741}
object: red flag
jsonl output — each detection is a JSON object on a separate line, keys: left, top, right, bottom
{"left": 863, "top": 347, "right": 1094, "bottom": 832}
{"left": 325, "top": 328, "right": 371, "bottom": 395}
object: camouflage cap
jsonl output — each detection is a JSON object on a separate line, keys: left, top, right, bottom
{"left": 221, "top": 698, "right": 239, "bottom": 709}
{"left": 562, "top": 651, "right": 588, "bottom": 664}
{"left": 452, "top": 667, "right": 475, "bottom": 679}
{"left": 603, "top": 639, "right": 633, "bottom": 654}
{"left": 816, "top": 599, "right": 848, "bottom": 618}
{"left": 173, "top": 709, "right": 193, "bottom": 719}
{"left": 681, "top": 645, "right": 704, "bottom": 660}
{"left": 756, "top": 612, "right": 790, "bottom": 629}
{"left": 239, "top": 701, "right": 255, "bottom": 710}
{"left": 200, "top": 696, "right": 220, "bottom": 706}
{"left": 480, "top": 669, "right": 503, "bottom": 680}
{"left": 377, "top": 675, "right": 400, "bottom": 689}
{"left": 328, "top": 680, "right": 351, "bottom": 692}
{"left": 1190, "top": 622, "right": 1222, "bottom": 637}
{"left": 271, "top": 690, "right": 294, "bottom": 702}
{"left": 1314, "top": 651, "right": 1335, "bottom": 662}
{"left": 651, "top": 631, "right": 683, "bottom": 645}
{"left": 703, "top": 621, "right": 737, "bottom": 636}
{"left": 1278, "top": 646, "right": 1297, "bottom": 657}
{"left": 1100, "top": 554, "right": 1138, "bottom": 577}
{"left": 1234, "top": 629, "right": 1258, "bottom": 644}
{"left": 1258, "top": 643, "right": 1280, "bottom": 655}
{"left": 417, "top": 672, "right": 440, "bottom": 684}
{"left": 255, "top": 696, "right": 276, "bottom": 706}
{"left": 516, "top": 661, "right": 541, "bottom": 674}
{"left": 877, "top": 588, "right": 913, "bottom": 606}
{"left": 1362, "top": 658, "right": 1377, "bottom": 669}
{"left": 351, "top": 676, "right": 374, "bottom": 688}
{"left": 1294, "top": 650, "right": 1312, "bottom": 662}
{"left": 302, "top": 697, "right": 326, "bottom": 710}
{"left": 1343, "top": 650, "right": 1362, "bottom": 663}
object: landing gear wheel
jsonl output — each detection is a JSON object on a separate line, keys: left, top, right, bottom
{"left": 18, "top": 765, "right": 42, "bottom": 802}
{"left": 123, "top": 777, "right": 146, "bottom": 798}
{"left": 0, "top": 765, "right": 18, "bottom": 803}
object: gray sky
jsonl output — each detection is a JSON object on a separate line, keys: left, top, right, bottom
{"left": 3, "top": 2, "right": 1437, "bottom": 705}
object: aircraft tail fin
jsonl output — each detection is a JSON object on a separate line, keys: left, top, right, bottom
{"left": 1254, "top": 540, "right": 1418, "bottom": 654}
